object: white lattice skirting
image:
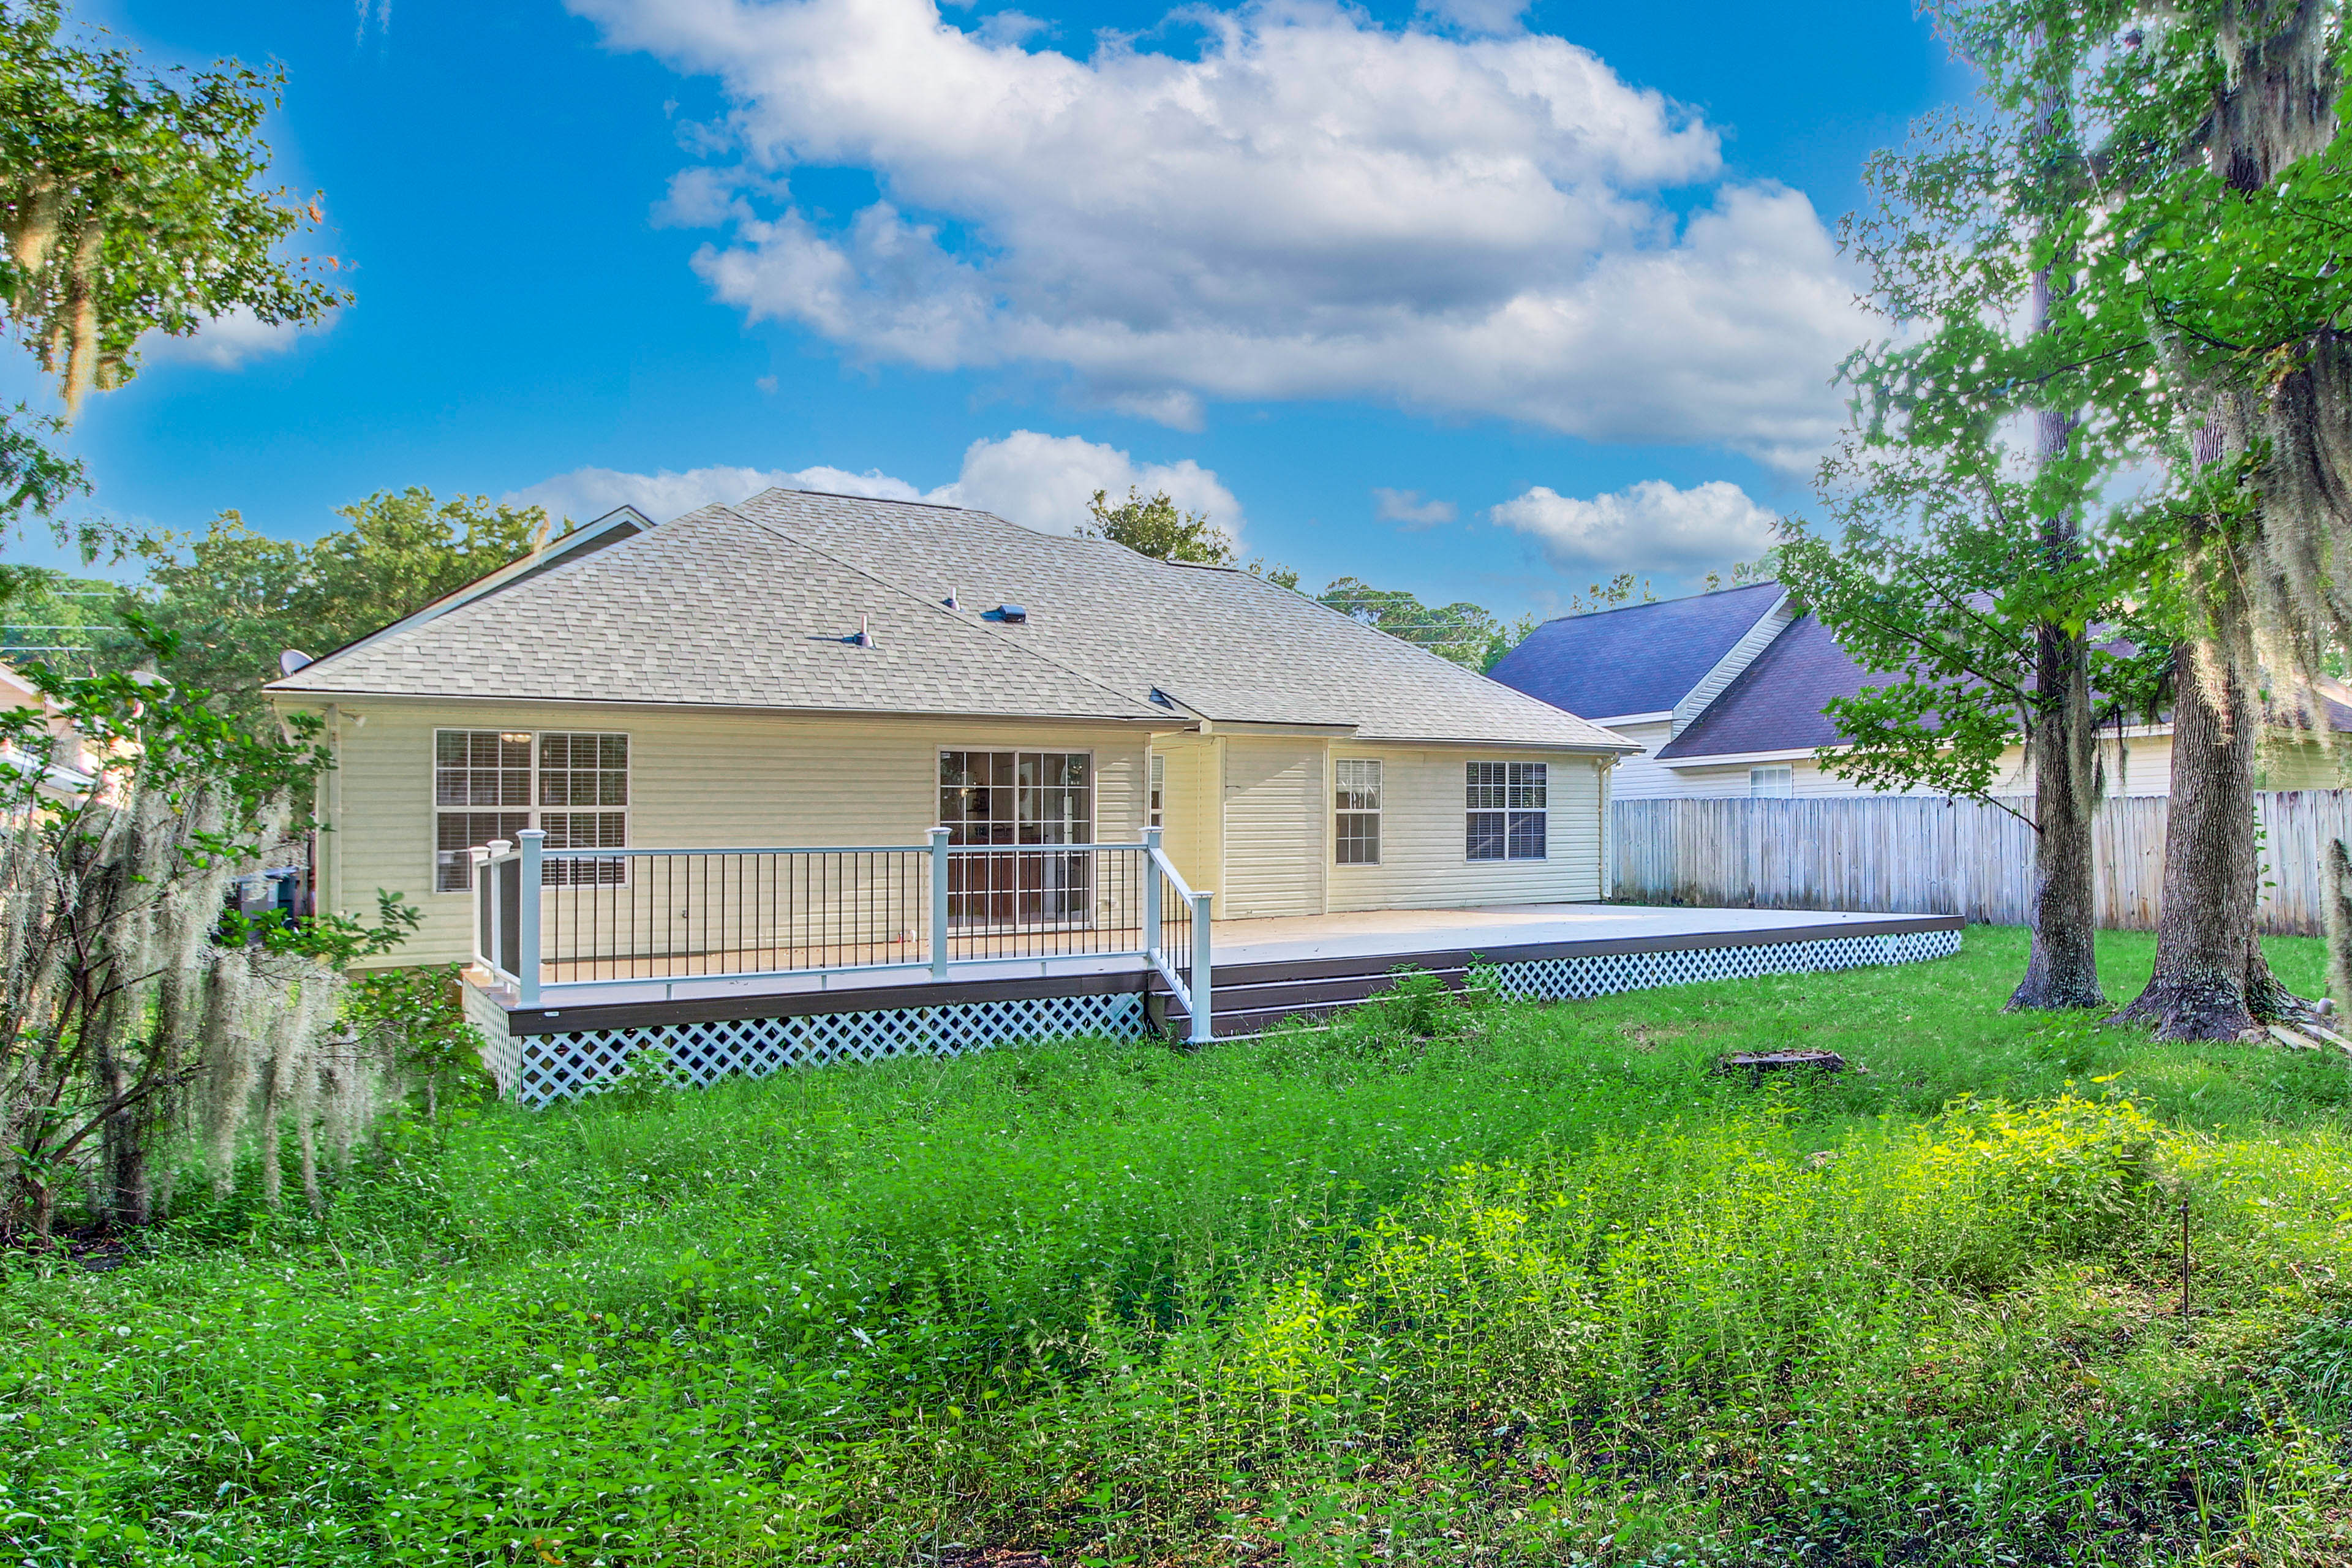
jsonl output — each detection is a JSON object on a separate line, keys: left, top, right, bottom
{"left": 493, "top": 991, "right": 1145, "bottom": 1107}
{"left": 473, "top": 926, "right": 1962, "bottom": 1107}
{"left": 1484, "top": 927, "right": 1964, "bottom": 1003}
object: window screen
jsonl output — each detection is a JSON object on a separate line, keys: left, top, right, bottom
{"left": 1467, "top": 761, "right": 1547, "bottom": 861}
{"left": 1335, "top": 758, "right": 1381, "bottom": 865}
{"left": 433, "top": 729, "right": 629, "bottom": 891}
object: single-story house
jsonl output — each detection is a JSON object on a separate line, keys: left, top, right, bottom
{"left": 1488, "top": 583, "right": 2351, "bottom": 800}
{"left": 266, "top": 488, "right": 1637, "bottom": 970}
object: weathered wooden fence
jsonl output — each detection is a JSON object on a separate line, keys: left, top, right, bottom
{"left": 1610, "top": 791, "right": 2352, "bottom": 935}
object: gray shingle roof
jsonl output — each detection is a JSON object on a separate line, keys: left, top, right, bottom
{"left": 270, "top": 489, "right": 1630, "bottom": 750}
{"left": 1655, "top": 612, "right": 1882, "bottom": 758}
{"left": 1485, "top": 582, "right": 1786, "bottom": 719}
{"left": 727, "top": 489, "right": 1627, "bottom": 748}
{"left": 266, "top": 503, "right": 1164, "bottom": 721}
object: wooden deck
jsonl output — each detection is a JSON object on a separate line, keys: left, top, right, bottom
{"left": 478, "top": 903, "right": 1964, "bottom": 1038}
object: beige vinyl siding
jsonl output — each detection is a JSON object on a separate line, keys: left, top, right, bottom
{"left": 1326, "top": 747, "right": 1603, "bottom": 911}
{"left": 1218, "top": 737, "right": 1327, "bottom": 918}
{"left": 2258, "top": 739, "right": 2350, "bottom": 791}
{"left": 1152, "top": 733, "right": 1223, "bottom": 895}
{"left": 284, "top": 696, "right": 1155, "bottom": 968}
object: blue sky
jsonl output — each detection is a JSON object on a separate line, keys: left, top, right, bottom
{"left": 20, "top": 0, "right": 1968, "bottom": 619}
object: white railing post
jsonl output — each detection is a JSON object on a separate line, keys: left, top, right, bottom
{"left": 1142, "top": 827, "right": 1163, "bottom": 957}
{"left": 470, "top": 846, "right": 492, "bottom": 970}
{"left": 929, "top": 827, "right": 952, "bottom": 979}
{"left": 516, "top": 829, "right": 544, "bottom": 1008}
{"left": 1188, "top": 889, "right": 1214, "bottom": 1045}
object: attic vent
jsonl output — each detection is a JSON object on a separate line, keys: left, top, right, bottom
{"left": 990, "top": 603, "right": 1028, "bottom": 624}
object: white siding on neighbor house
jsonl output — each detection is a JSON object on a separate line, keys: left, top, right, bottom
{"left": 1219, "top": 737, "right": 1327, "bottom": 918}
{"left": 1641, "top": 734, "right": 2196, "bottom": 801}
{"left": 284, "top": 696, "right": 1156, "bottom": 968}
{"left": 1325, "top": 746, "right": 1604, "bottom": 911}
{"left": 1603, "top": 720, "right": 1682, "bottom": 801}
{"left": 1670, "top": 595, "right": 1793, "bottom": 735}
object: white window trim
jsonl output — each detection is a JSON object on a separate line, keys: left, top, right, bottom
{"left": 1465, "top": 760, "right": 1549, "bottom": 862}
{"left": 1148, "top": 753, "right": 1165, "bottom": 832}
{"left": 1333, "top": 756, "right": 1381, "bottom": 867}
{"left": 1749, "top": 764, "right": 1795, "bottom": 798}
{"left": 432, "top": 728, "right": 630, "bottom": 893}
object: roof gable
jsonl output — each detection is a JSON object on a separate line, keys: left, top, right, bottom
{"left": 1487, "top": 582, "right": 1788, "bottom": 720}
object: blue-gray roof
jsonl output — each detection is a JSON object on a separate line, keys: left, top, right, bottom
{"left": 1487, "top": 582, "right": 1786, "bottom": 719}
{"left": 1656, "top": 612, "right": 1882, "bottom": 758}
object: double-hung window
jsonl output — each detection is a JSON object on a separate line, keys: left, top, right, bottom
{"left": 434, "top": 729, "right": 629, "bottom": 891}
{"left": 1148, "top": 754, "right": 1166, "bottom": 832}
{"left": 1466, "top": 761, "right": 1547, "bottom": 861}
{"left": 1335, "top": 758, "right": 1381, "bottom": 865}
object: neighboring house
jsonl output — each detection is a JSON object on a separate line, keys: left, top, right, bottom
{"left": 0, "top": 662, "right": 98, "bottom": 802}
{"left": 1490, "top": 584, "right": 2350, "bottom": 799}
{"left": 265, "top": 489, "right": 1634, "bottom": 968}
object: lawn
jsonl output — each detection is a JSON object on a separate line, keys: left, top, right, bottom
{"left": 6, "top": 927, "right": 2352, "bottom": 1567}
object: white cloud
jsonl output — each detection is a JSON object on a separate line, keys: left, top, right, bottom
{"left": 507, "top": 462, "right": 925, "bottom": 524}
{"left": 570, "top": 0, "right": 1864, "bottom": 466}
{"left": 508, "top": 429, "right": 1245, "bottom": 540}
{"left": 140, "top": 306, "right": 323, "bottom": 370}
{"left": 936, "top": 429, "right": 1244, "bottom": 540}
{"left": 1490, "top": 478, "right": 1778, "bottom": 573}
{"left": 1371, "top": 487, "right": 1456, "bottom": 528}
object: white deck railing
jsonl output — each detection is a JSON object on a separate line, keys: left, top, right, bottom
{"left": 472, "top": 827, "right": 1214, "bottom": 1042}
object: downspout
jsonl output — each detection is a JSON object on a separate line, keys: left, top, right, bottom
{"left": 1599, "top": 754, "right": 1615, "bottom": 901}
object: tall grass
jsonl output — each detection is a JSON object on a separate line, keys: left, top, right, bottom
{"left": 4, "top": 927, "right": 2351, "bottom": 1566}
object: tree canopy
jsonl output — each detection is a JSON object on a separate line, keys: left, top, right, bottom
{"left": 0, "top": 0, "right": 345, "bottom": 543}
{"left": 1079, "top": 487, "right": 1237, "bottom": 566}
{"left": 129, "top": 488, "right": 551, "bottom": 714}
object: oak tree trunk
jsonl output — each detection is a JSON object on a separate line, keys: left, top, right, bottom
{"left": 2011, "top": 616, "right": 2105, "bottom": 1008}
{"left": 2114, "top": 636, "right": 2269, "bottom": 1038}
{"left": 2120, "top": 2, "right": 2334, "bottom": 1037}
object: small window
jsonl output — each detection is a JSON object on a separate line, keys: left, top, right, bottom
{"left": 432, "top": 729, "right": 629, "bottom": 891}
{"left": 1749, "top": 764, "right": 1795, "bottom": 798}
{"left": 1148, "top": 753, "right": 1166, "bottom": 831}
{"left": 1335, "top": 758, "right": 1381, "bottom": 865}
{"left": 1467, "top": 761, "right": 1546, "bottom": 861}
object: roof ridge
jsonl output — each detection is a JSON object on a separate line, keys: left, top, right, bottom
{"left": 748, "top": 484, "right": 986, "bottom": 515}
{"left": 715, "top": 498, "right": 1167, "bottom": 720}
{"left": 1536, "top": 579, "right": 1782, "bottom": 629}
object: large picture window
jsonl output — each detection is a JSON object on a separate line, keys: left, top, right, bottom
{"left": 1466, "top": 761, "right": 1547, "bottom": 861}
{"left": 434, "top": 729, "right": 629, "bottom": 891}
{"left": 938, "top": 750, "right": 1093, "bottom": 925}
{"left": 1335, "top": 758, "right": 1381, "bottom": 865}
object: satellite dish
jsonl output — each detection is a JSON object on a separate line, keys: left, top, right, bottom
{"left": 279, "top": 649, "right": 314, "bottom": 676}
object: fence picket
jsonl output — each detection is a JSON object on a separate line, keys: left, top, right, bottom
{"left": 1610, "top": 791, "right": 2352, "bottom": 935}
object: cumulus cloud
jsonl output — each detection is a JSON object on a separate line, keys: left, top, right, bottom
{"left": 140, "top": 306, "right": 323, "bottom": 370}
{"left": 570, "top": 0, "right": 1864, "bottom": 467}
{"left": 936, "top": 429, "right": 1244, "bottom": 540}
{"left": 507, "top": 462, "right": 925, "bottom": 525}
{"left": 1490, "top": 478, "right": 1778, "bottom": 573}
{"left": 508, "top": 429, "right": 1245, "bottom": 540}
{"left": 1371, "top": 487, "right": 1457, "bottom": 529}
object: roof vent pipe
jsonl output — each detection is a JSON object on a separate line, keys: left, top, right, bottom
{"left": 944, "top": 586, "right": 960, "bottom": 611}
{"left": 852, "top": 614, "right": 874, "bottom": 648}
